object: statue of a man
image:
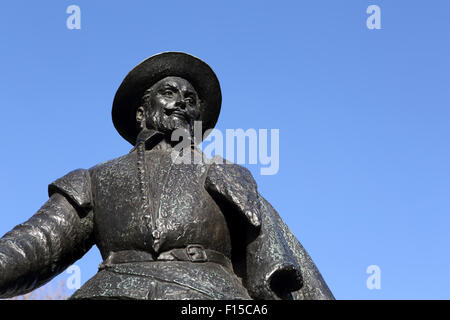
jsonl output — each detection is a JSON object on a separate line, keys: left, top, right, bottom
{"left": 0, "top": 52, "right": 333, "bottom": 300}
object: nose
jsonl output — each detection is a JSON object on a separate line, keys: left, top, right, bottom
{"left": 174, "top": 97, "right": 187, "bottom": 109}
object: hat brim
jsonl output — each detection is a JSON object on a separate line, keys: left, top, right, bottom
{"left": 112, "top": 52, "right": 222, "bottom": 145}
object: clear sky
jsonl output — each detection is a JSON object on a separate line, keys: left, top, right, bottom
{"left": 0, "top": 1, "right": 449, "bottom": 299}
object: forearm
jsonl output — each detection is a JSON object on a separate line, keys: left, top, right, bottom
{"left": 245, "top": 196, "right": 303, "bottom": 300}
{"left": 0, "top": 193, "right": 94, "bottom": 298}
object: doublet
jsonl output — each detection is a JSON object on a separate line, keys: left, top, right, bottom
{"left": 0, "top": 147, "right": 334, "bottom": 300}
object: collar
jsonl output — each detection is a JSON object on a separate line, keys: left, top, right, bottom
{"left": 129, "top": 129, "right": 164, "bottom": 153}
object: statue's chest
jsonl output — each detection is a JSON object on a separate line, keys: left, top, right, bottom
{"left": 91, "top": 150, "right": 231, "bottom": 258}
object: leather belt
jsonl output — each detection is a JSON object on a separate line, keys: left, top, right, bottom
{"left": 99, "top": 245, "right": 233, "bottom": 272}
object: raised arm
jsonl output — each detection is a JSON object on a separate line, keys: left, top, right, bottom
{"left": 0, "top": 169, "right": 94, "bottom": 298}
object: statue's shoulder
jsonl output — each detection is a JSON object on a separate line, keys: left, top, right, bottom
{"left": 48, "top": 168, "right": 92, "bottom": 211}
{"left": 47, "top": 152, "right": 136, "bottom": 209}
{"left": 89, "top": 152, "right": 136, "bottom": 174}
{"left": 205, "top": 156, "right": 261, "bottom": 228}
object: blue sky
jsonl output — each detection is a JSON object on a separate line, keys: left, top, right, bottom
{"left": 0, "top": 1, "right": 449, "bottom": 299}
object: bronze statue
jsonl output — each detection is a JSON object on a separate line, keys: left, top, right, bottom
{"left": 0, "top": 52, "right": 334, "bottom": 300}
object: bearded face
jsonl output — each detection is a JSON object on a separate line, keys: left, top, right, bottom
{"left": 139, "top": 76, "right": 201, "bottom": 136}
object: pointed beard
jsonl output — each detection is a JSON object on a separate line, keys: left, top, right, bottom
{"left": 149, "top": 112, "right": 191, "bottom": 136}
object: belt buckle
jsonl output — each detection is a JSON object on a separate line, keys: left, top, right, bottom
{"left": 186, "top": 244, "right": 207, "bottom": 262}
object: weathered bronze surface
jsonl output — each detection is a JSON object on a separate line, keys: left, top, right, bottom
{"left": 0, "top": 52, "right": 334, "bottom": 300}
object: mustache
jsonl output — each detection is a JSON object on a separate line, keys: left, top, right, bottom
{"left": 163, "top": 106, "right": 195, "bottom": 120}
{"left": 164, "top": 108, "right": 187, "bottom": 120}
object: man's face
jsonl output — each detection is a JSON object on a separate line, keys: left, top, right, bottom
{"left": 141, "top": 76, "right": 201, "bottom": 135}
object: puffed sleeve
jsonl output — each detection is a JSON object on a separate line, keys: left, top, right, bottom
{"left": 48, "top": 169, "right": 92, "bottom": 214}
{"left": 0, "top": 169, "right": 94, "bottom": 298}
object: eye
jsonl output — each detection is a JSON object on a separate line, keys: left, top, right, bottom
{"left": 184, "top": 95, "right": 197, "bottom": 105}
{"left": 185, "top": 97, "right": 196, "bottom": 105}
{"left": 162, "top": 90, "right": 174, "bottom": 98}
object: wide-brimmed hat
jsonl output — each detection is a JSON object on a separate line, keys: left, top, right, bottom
{"left": 112, "top": 52, "right": 222, "bottom": 145}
